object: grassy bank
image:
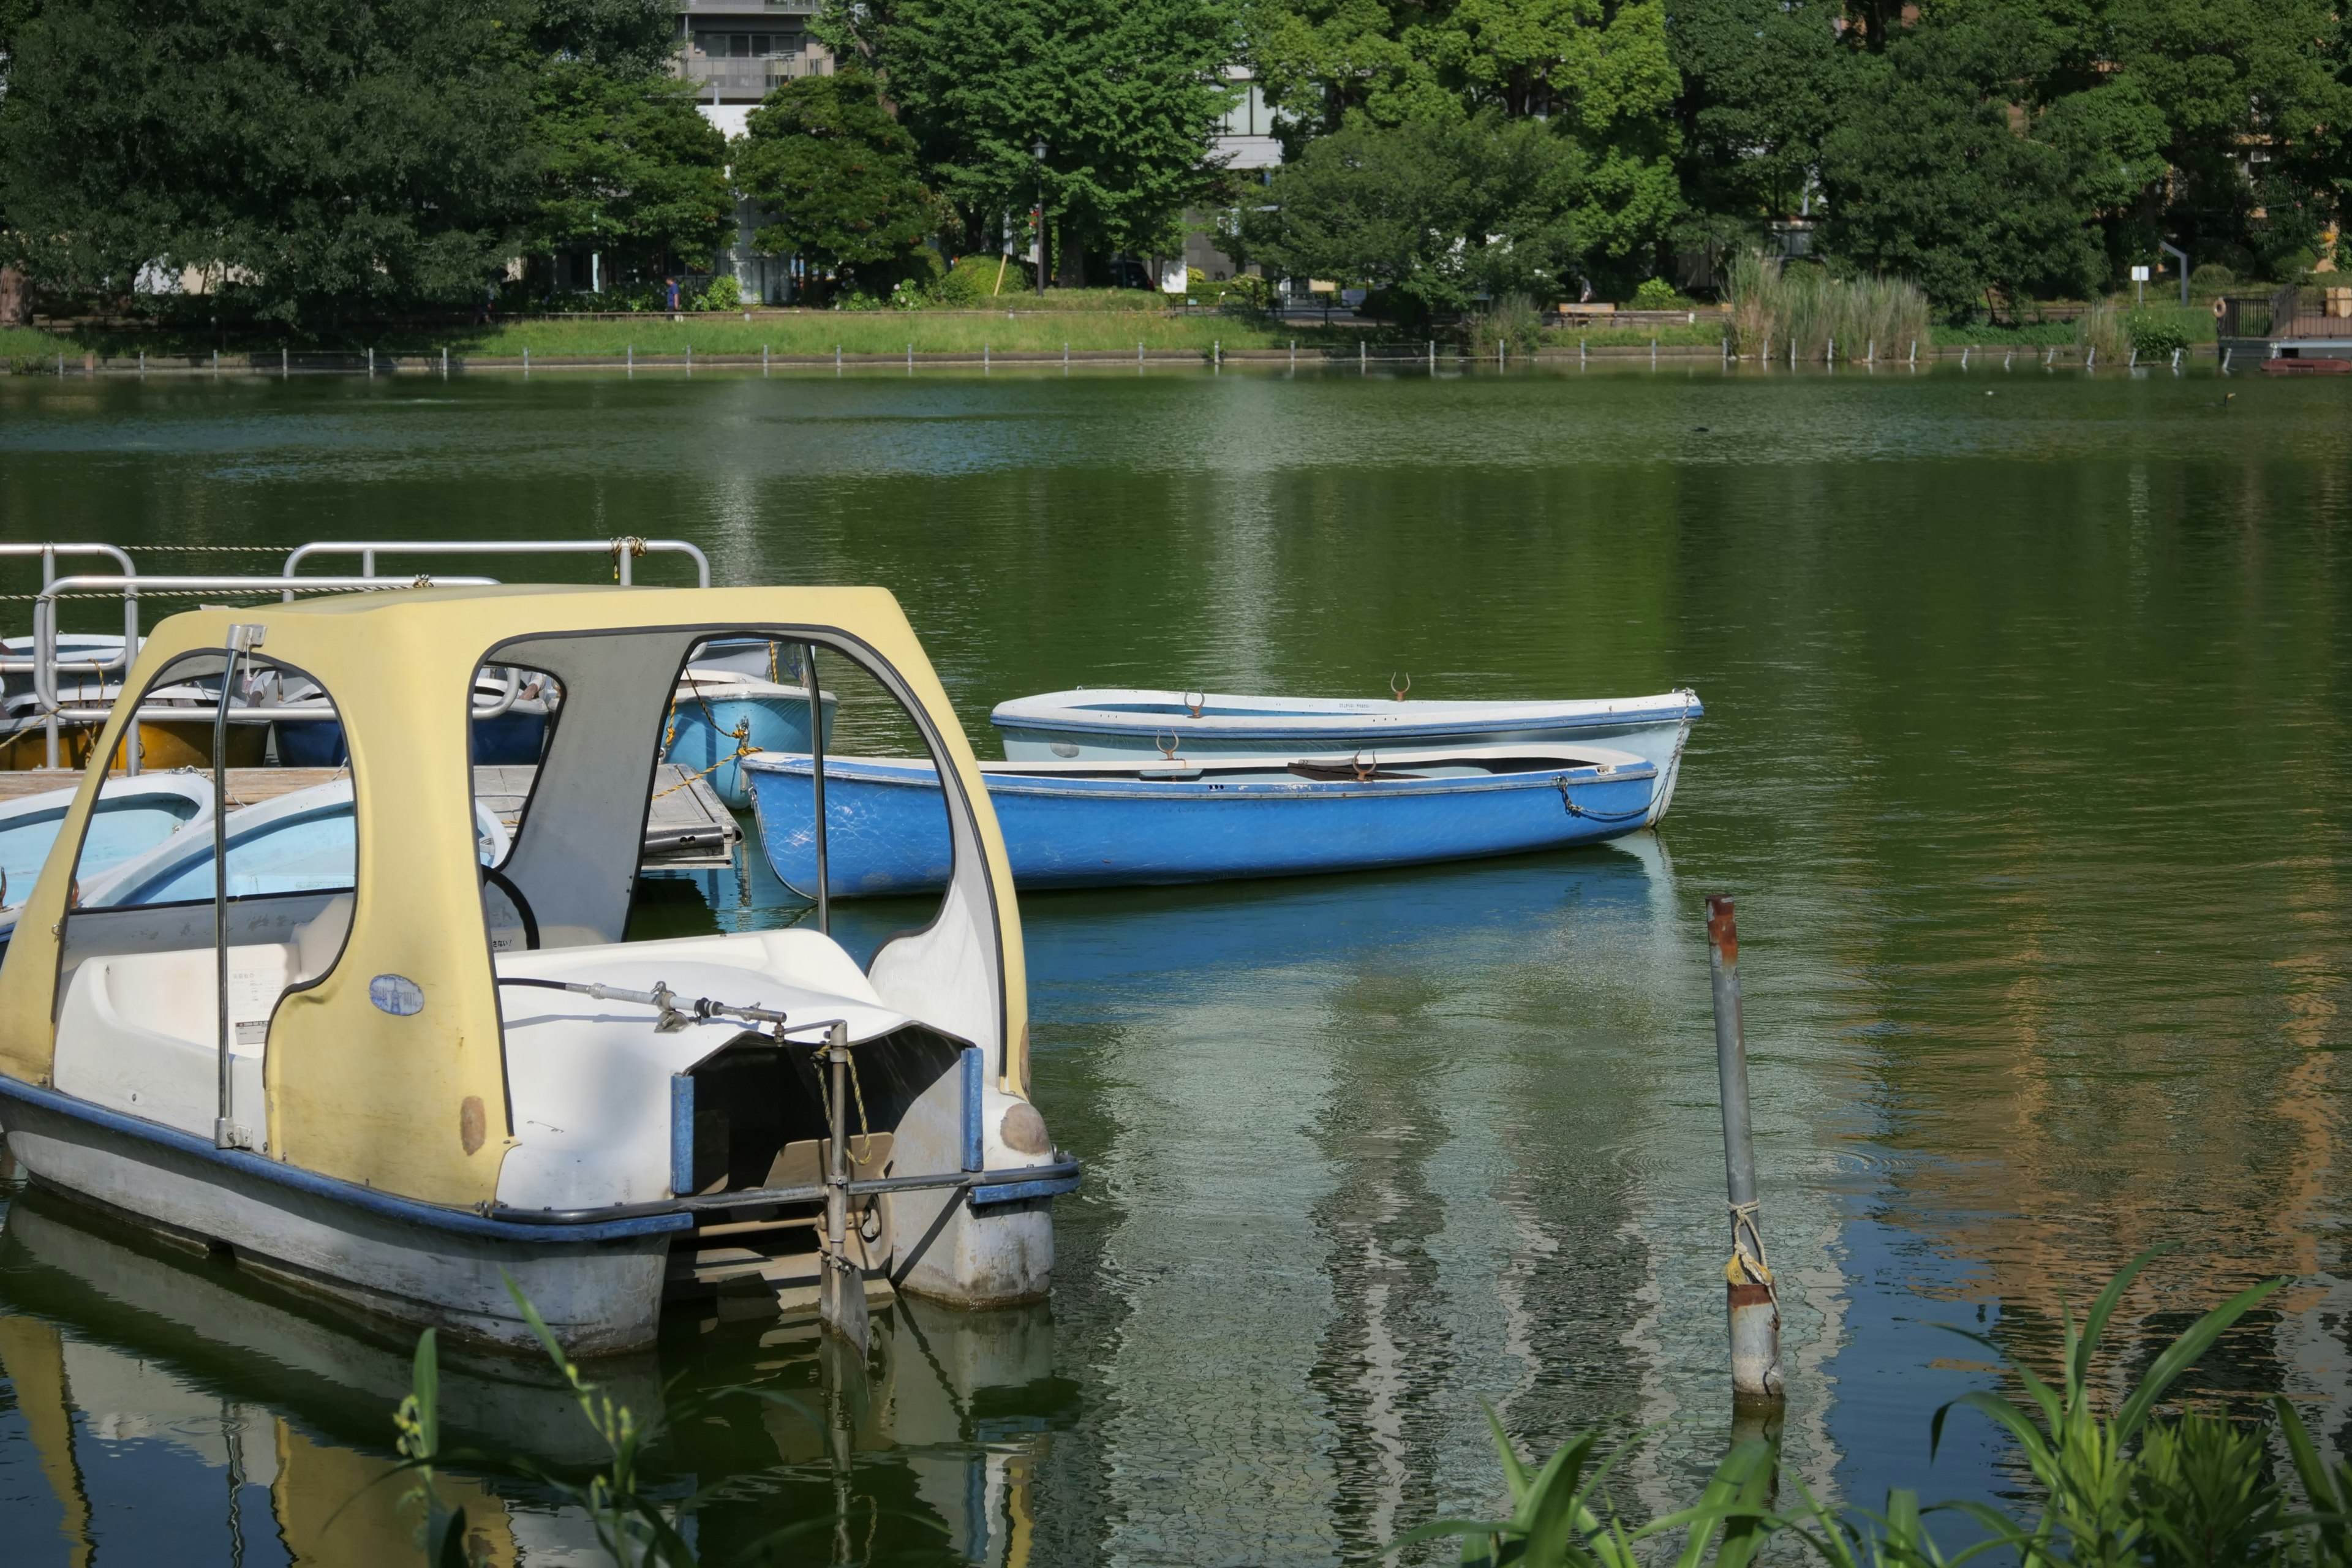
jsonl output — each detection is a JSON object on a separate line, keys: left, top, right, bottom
{"left": 3, "top": 312, "right": 1743, "bottom": 367}
{"left": 1, "top": 313, "right": 1352, "bottom": 364}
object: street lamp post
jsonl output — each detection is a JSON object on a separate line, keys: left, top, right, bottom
{"left": 1032, "top": 141, "right": 1049, "bottom": 297}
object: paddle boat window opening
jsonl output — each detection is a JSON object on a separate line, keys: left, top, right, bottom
{"left": 0, "top": 590, "right": 1072, "bottom": 1357}
{"left": 45, "top": 649, "right": 363, "bottom": 1157}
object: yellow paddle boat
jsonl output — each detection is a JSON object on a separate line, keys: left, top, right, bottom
{"left": 0, "top": 584, "right": 1074, "bottom": 1355}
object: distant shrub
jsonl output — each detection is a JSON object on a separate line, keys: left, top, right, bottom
{"left": 2191, "top": 263, "right": 2235, "bottom": 288}
{"left": 696, "top": 274, "right": 741, "bottom": 312}
{"left": 1630, "top": 277, "right": 1681, "bottom": 309}
{"left": 1222, "top": 273, "right": 1274, "bottom": 312}
{"left": 2077, "top": 304, "right": 2209, "bottom": 358}
{"left": 2128, "top": 312, "right": 2189, "bottom": 355}
{"left": 938, "top": 253, "right": 1029, "bottom": 307}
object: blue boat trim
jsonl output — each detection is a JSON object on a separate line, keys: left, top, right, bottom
{"left": 0, "top": 1073, "right": 693, "bottom": 1243}
{"left": 969, "top": 1172, "right": 1084, "bottom": 1206}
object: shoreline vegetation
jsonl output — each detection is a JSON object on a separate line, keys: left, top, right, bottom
{"left": 0, "top": 307, "right": 2234, "bottom": 373}
{"left": 0, "top": 315, "right": 1732, "bottom": 369}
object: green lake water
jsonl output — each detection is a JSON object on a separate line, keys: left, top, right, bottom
{"left": 0, "top": 361, "right": 2346, "bottom": 1564}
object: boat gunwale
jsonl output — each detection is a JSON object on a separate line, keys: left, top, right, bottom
{"left": 989, "top": 688, "right": 1703, "bottom": 737}
{"left": 743, "top": 749, "right": 1659, "bottom": 802}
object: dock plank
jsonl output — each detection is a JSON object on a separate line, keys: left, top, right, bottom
{"left": 0, "top": 765, "right": 741, "bottom": 867}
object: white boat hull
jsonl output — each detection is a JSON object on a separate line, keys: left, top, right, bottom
{"left": 0, "top": 1087, "right": 677, "bottom": 1356}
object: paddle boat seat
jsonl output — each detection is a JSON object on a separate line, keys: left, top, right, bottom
{"left": 52, "top": 897, "right": 352, "bottom": 1144}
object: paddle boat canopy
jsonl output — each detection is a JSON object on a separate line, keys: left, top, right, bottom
{"left": 0, "top": 584, "right": 1071, "bottom": 1355}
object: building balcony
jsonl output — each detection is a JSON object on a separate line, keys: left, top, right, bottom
{"left": 678, "top": 52, "right": 833, "bottom": 95}
{"left": 677, "top": 0, "right": 820, "bottom": 13}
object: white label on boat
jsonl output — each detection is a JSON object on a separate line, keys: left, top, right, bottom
{"left": 371, "top": 974, "right": 425, "bottom": 1016}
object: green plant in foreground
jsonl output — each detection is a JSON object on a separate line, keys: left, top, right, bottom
{"left": 383, "top": 1275, "right": 867, "bottom": 1567}
{"left": 1930, "top": 1255, "right": 2280, "bottom": 1568}
{"left": 1400, "top": 1254, "right": 2297, "bottom": 1568}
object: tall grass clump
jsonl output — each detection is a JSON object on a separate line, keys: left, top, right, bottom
{"left": 1400, "top": 1253, "right": 2304, "bottom": 1568}
{"left": 1467, "top": 292, "right": 1545, "bottom": 355}
{"left": 1725, "top": 251, "right": 1931, "bottom": 361}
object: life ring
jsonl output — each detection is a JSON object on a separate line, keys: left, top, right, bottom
{"left": 2212, "top": 298, "right": 2227, "bottom": 319}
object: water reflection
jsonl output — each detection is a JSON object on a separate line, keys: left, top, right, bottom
{"left": 0, "top": 1178, "right": 1069, "bottom": 1566}
{"left": 8, "top": 369, "right": 2352, "bottom": 1563}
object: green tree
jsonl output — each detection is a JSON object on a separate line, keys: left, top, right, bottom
{"left": 528, "top": 61, "right": 733, "bottom": 289}
{"left": 1819, "top": 10, "right": 2106, "bottom": 312}
{"left": 1238, "top": 111, "right": 1582, "bottom": 320}
{"left": 1243, "top": 0, "right": 1679, "bottom": 287}
{"left": 821, "top": 0, "right": 1235, "bottom": 271}
{"left": 1814, "top": 0, "right": 2352, "bottom": 303}
{"left": 734, "top": 71, "right": 937, "bottom": 296}
{"left": 1667, "top": 0, "right": 1845, "bottom": 224}
{"left": 0, "top": 0, "right": 684, "bottom": 328}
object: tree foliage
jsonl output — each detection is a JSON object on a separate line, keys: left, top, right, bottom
{"left": 1239, "top": 112, "right": 1583, "bottom": 320}
{"left": 0, "top": 0, "right": 542, "bottom": 326}
{"left": 1245, "top": 0, "right": 1681, "bottom": 285}
{"left": 734, "top": 71, "right": 937, "bottom": 292}
{"left": 529, "top": 62, "right": 733, "bottom": 284}
{"left": 820, "top": 0, "right": 1235, "bottom": 260}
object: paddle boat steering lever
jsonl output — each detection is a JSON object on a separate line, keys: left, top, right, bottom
{"left": 497, "top": 974, "right": 790, "bottom": 1035}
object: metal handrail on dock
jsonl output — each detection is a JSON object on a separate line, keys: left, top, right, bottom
{"left": 8, "top": 539, "right": 715, "bottom": 769}
{"left": 281, "top": 537, "right": 712, "bottom": 589}
{"left": 0, "top": 543, "right": 140, "bottom": 679}
{"left": 25, "top": 573, "right": 497, "bottom": 767}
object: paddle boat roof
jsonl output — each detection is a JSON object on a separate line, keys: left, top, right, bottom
{"left": 0, "top": 584, "right": 1027, "bottom": 1211}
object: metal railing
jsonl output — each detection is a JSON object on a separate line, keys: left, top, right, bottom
{"left": 678, "top": 53, "right": 831, "bottom": 91}
{"left": 9, "top": 538, "right": 717, "bottom": 767}
{"left": 281, "top": 538, "right": 712, "bottom": 590}
{"left": 26, "top": 573, "right": 498, "bottom": 769}
{"left": 0, "top": 545, "right": 140, "bottom": 684}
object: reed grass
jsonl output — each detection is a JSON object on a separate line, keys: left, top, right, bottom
{"left": 1725, "top": 251, "right": 1932, "bottom": 361}
{"left": 1404, "top": 1254, "right": 2304, "bottom": 1568}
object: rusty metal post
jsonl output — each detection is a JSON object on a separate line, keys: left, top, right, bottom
{"left": 818, "top": 1021, "right": 870, "bottom": 1352}
{"left": 1708, "top": 894, "right": 1784, "bottom": 1407}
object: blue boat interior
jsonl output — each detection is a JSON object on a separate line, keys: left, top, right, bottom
{"left": 1, "top": 793, "right": 204, "bottom": 901}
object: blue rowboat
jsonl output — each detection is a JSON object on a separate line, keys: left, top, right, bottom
{"left": 0, "top": 775, "right": 213, "bottom": 910}
{"left": 991, "top": 688, "right": 1701, "bottom": 825}
{"left": 663, "top": 667, "right": 835, "bottom": 809}
{"left": 75, "top": 779, "right": 510, "bottom": 908}
{"left": 268, "top": 669, "right": 556, "bottom": 767}
{"left": 742, "top": 745, "right": 1660, "bottom": 897}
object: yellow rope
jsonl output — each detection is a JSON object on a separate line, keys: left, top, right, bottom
{"left": 807, "top": 1039, "right": 881, "bottom": 1166}
{"left": 652, "top": 669, "right": 757, "bottom": 801}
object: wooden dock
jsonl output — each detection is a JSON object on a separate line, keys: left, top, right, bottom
{"left": 0, "top": 765, "right": 741, "bottom": 869}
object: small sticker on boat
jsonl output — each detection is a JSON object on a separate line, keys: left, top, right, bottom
{"left": 371, "top": 974, "right": 424, "bottom": 1016}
